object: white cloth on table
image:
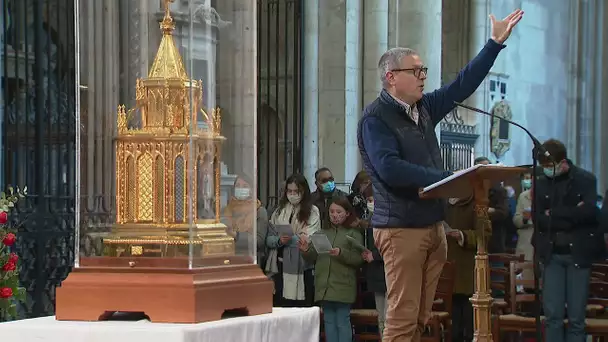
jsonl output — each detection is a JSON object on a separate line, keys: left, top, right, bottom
{"left": 0, "top": 307, "right": 320, "bottom": 342}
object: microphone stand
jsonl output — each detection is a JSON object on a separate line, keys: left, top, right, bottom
{"left": 454, "top": 102, "right": 552, "bottom": 342}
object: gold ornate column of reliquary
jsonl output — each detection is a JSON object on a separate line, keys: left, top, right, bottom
{"left": 103, "top": 4, "right": 234, "bottom": 258}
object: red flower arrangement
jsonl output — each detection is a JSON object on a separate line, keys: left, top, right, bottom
{"left": 0, "top": 186, "right": 27, "bottom": 320}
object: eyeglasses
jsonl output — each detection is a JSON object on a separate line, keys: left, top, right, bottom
{"left": 391, "top": 67, "right": 428, "bottom": 79}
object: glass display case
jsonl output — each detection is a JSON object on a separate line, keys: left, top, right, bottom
{"left": 75, "top": 0, "right": 258, "bottom": 269}
{"left": 56, "top": 0, "right": 270, "bottom": 324}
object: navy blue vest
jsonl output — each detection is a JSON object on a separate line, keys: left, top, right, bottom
{"left": 357, "top": 90, "right": 446, "bottom": 228}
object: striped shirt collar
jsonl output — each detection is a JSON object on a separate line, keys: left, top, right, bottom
{"left": 387, "top": 92, "right": 419, "bottom": 124}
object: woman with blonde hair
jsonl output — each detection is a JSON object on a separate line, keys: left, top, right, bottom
{"left": 223, "top": 174, "right": 269, "bottom": 266}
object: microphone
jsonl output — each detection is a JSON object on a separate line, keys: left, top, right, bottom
{"left": 453, "top": 101, "right": 553, "bottom": 162}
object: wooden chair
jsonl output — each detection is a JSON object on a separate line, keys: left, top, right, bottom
{"left": 351, "top": 270, "right": 382, "bottom": 341}
{"left": 488, "top": 253, "right": 525, "bottom": 314}
{"left": 492, "top": 261, "right": 605, "bottom": 342}
{"left": 587, "top": 262, "right": 608, "bottom": 341}
{"left": 492, "top": 261, "right": 542, "bottom": 341}
{"left": 592, "top": 263, "right": 608, "bottom": 282}
{"left": 422, "top": 260, "right": 456, "bottom": 342}
{"left": 586, "top": 280, "right": 608, "bottom": 341}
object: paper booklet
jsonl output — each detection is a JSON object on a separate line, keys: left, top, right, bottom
{"left": 346, "top": 235, "right": 367, "bottom": 252}
{"left": 310, "top": 234, "right": 333, "bottom": 254}
{"left": 273, "top": 224, "right": 293, "bottom": 237}
{"left": 442, "top": 221, "right": 455, "bottom": 233}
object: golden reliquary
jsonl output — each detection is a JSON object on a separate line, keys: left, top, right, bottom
{"left": 103, "top": 3, "right": 234, "bottom": 258}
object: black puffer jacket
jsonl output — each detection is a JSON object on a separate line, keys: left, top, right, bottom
{"left": 532, "top": 162, "right": 603, "bottom": 267}
{"left": 363, "top": 227, "right": 386, "bottom": 293}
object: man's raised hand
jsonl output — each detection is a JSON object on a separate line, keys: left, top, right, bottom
{"left": 490, "top": 9, "right": 524, "bottom": 44}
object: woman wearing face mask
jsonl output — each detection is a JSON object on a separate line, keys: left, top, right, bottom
{"left": 222, "top": 175, "right": 269, "bottom": 266}
{"left": 513, "top": 170, "right": 534, "bottom": 283}
{"left": 298, "top": 196, "right": 364, "bottom": 342}
{"left": 264, "top": 173, "right": 320, "bottom": 307}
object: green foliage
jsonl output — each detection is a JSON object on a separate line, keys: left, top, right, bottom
{"left": 0, "top": 186, "right": 27, "bottom": 321}
{"left": 0, "top": 186, "right": 26, "bottom": 212}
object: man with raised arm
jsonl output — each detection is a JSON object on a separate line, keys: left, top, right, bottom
{"left": 357, "top": 10, "right": 523, "bottom": 342}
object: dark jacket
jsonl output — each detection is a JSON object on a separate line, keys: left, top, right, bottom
{"left": 363, "top": 227, "right": 386, "bottom": 293}
{"left": 533, "top": 161, "right": 603, "bottom": 268}
{"left": 311, "top": 188, "right": 348, "bottom": 229}
{"left": 487, "top": 184, "right": 510, "bottom": 253}
{"left": 445, "top": 196, "right": 492, "bottom": 295}
{"left": 357, "top": 39, "right": 506, "bottom": 228}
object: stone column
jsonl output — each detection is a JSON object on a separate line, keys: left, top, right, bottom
{"left": 361, "top": 0, "right": 389, "bottom": 177}
{"left": 344, "top": 0, "right": 363, "bottom": 182}
{"left": 390, "top": 0, "right": 442, "bottom": 92}
{"left": 80, "top": 0, "right": 120, "bottom": 205}
{"left": 304, "top": 0, "right": 364, "bottom": 185}
{"left": 362, "top": 0, "right": 388, "bottom": 105}
{"left": 567, "top": 0, "right": 608, "bottom": 189}
{"left": 597, "top": 1, "right": 608, "bottom": 191}
{"left": 468, "top": 0, "right": 492, "bottom": 158}
{"left": 215, "top": 0, "right": 256, "bottom": 178}
{"left": 317, "top": 0, "right": 347, "bottom": 182}
{"left": 583, "top": 0, "right": 608, "bottom": 190}
{"left": 565, "top": 0, "right": 581, "bottom": 162}
{"left": 389, "top": 0, "right": 442, "bottom": 138}
{"left": 302, "top": 0, "right": 320, "bottom": 186}
{"left": 215, "top": 0, "right": 236, "bottom": 170}
{"left": 576, "top": 0, "right": 597, "bottom": 173}
{"left": 233, "top": 0, "right": 257, "bottom": 178}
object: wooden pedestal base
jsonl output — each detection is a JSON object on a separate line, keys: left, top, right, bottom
{"left": 55, "top": 257, "right": 273, "bottom": 323}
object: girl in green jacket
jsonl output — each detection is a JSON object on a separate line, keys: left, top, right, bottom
{"left": 298, "top": 196, "right": 364, "bottom": 342}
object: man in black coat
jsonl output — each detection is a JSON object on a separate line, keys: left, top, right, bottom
{"left": 532, "top": 139, "right": 601, "bottom": 342}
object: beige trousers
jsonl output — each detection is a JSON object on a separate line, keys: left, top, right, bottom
{"left": 373, "top": 223, "right": 447, "bottom": 342}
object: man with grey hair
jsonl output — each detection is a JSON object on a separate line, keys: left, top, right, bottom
{"left": 357, "top": 9, "right": 523, "bottom": 341}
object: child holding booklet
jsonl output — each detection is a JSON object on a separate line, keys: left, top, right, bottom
{"left": 298, "top": 196, "right": 364, "bottom": 342}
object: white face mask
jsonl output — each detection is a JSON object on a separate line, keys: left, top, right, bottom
{"left": 287, "top": 194, "right": 301, "bottom": 205}
{"left": 234, "top": 187, "right": 251, "bottom": 200}
{"left": 366, "top": 202, "right": 374, "bottom": 213}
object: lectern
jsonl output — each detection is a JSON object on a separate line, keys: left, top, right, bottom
{"left": 420, "top": 164, "right": 526, "bottom": 342}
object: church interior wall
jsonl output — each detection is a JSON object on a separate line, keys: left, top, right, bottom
{"left": 443, "top": 0, "right": 572, "bottom": 168}
{"left": 32, "top": 0, "right": 608, "bottom": 203}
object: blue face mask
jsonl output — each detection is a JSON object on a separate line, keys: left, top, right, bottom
{"left": 322, "top": 181, "right": 336, "bottom": 193}
{"left": 543, "top": 161, "right": 565, "bottom": 178}
{"left": 521, "top": 179, "right": 532, "bottom": 190}
{"left": 543, "top": 168, "right": 556, "bottom": 178}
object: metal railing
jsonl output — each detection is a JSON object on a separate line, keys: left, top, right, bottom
{"left": 440, "top": 109, "right": 479, "bottom": 171}
{"left": 2, "top": 0, "right": 76, "bottom": 319}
